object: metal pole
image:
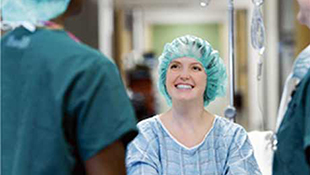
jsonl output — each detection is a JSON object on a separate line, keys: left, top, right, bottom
{"left": 224, "top": 0, "right": 237, "bottom": 121}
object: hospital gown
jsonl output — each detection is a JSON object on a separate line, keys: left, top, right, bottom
{"left": 126, "top": 115, "right": 261, "bottom": 175}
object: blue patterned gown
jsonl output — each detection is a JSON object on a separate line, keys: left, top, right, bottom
{"left": 126, "top": 115, "right": 261, "bottom": 175}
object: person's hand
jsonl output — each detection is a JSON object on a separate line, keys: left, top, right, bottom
{"left": 85, "top": 140, "right": 126, "bottom": 175}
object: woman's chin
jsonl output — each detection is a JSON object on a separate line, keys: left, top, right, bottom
{"left": 172, "top": 98, "right": 200, "bottom": 104}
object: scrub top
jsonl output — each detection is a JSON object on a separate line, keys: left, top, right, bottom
{"left": 1, "top": 27, "right": 138, "bottom": 175}
{"left": 273, "top": 69, "right": 310, "bottom": 175}
{"left": 126, "top": 115, "right": 261, "bottom": 175}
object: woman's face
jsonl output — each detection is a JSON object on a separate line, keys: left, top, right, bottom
{"left": 166, "top": 57, "right": 207, "bottom": 104}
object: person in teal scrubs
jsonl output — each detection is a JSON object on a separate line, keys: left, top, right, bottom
{"left": 273, "top": 0, "right": 310, "bottom": 174}
{"left": 1, "top": 0, "right": 137, "bottom": 175}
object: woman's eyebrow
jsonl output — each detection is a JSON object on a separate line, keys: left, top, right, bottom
{"left": 170, "top": 60, "right": 181, "bottom": 64}
{"left": 190, "top": 62, "right": 203, "bottom": 66}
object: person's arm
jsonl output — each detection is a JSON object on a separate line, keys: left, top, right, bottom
{"left": 127, "top": 157, "right": 158, "bottom": 175}
{"left": 64, "top": 56, "right": 137, "bottom": 173}
{"left": 126, "top": 140, "right": 159, "bottom": 175}
{"left": 224, "top": 127, "right": 262, "bottom": 175}
{"left": 126, "top": 123, "right": 160, "bottom": 175}
{"left": 85, "top": 140, "right": 126, "bottom": 175}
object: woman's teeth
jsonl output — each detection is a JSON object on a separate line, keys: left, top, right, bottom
{"left": 176, "top": 84, "right": 193, "bottom": 89}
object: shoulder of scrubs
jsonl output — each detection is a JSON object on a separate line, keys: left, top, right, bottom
{"left": 215, "top": 117, "right": 262, "bottom": 175}
{"left": 281, "top": 68, "right": 310, "bottom": 150}
{"left": 1, "top": 27, "right": 138, "bottom": 174}
{"left": 65, "top": 44, "right": 138, "bottom": 161}
{"left": 31, "top": 28, "right": 139, "bottom": 161}
{"left": 126, "top": 116, "right": 160, "bottom": 175}
{"left": 273, "top": 69, "right": 310, "bottom": 175}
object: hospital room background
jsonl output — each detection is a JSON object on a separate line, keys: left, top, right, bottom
{"left": 64, "top": 0, "right": 309, "bottom": 173}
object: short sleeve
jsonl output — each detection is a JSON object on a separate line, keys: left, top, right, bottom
{"left": 65, "top": 56, "right": 138, "bottom": 161}
{"left": 224, "top": 127, "right": 262, "bottom": 175}
{"left": 126, "top": 123, "right": 160, "bottom": 175}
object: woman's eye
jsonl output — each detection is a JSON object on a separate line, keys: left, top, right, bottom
{"left": 192, "top": 66, "right": 202, "bottom": 71}
{"left": 170, "top": 64, "right": 179, "bottom": 69}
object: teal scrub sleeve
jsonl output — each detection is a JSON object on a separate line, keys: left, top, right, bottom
{"left": 304, "top": 79, "right": 310, "bottom": 152}
{"left": 65, "top": 57, "right": 138, "bottom": 161}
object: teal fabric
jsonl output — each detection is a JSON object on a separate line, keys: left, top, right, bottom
{"left": 157, "top": 35, "right": 227, "bottom": 107}
{"left": 273, "top": 69, "right": 310, "bottom": 175}
{"left": 1, "top": 27, "right": 138, "bottom": 175}
{"left": 1, "top": 0, "right": 70, "bottom": 23}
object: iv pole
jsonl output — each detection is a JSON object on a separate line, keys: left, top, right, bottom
{"left": 224, "top": 0, "right": 237, "bottom": 122}
{"left": 200, "top": 0, "right": 245, "bottom": 122}
{"left": 200, "top": 0, "right": 266, "bottom": 123}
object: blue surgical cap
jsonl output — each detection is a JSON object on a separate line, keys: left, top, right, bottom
{"left": 1, "top": 0, "right": 71, "bottom": 23}
{"left": 158, "top": 35, "right": 227, "bottom": 107}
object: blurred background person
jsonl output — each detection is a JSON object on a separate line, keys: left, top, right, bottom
{"left": 1, "top": 0, "right": 137, "bottom": 175}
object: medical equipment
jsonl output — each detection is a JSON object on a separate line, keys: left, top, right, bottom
{"left": 198, "top": 0, "right": 267, "bottom": 123}
{"left": 250, "top": 0, "right": 279, "bottom": 152}
{"left": 198, "top": 0, "right": 238, "bottom": 121}
{"left": 251, "top": 0, "right": 265, "bottom": 81}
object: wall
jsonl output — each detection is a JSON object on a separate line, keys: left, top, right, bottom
{"left": 151, "top": 24, "right": 222, "bottom": 57}
{"left": 65, "top": 0, "right": 99, "bottom": 49}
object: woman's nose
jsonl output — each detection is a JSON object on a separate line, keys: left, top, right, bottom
{"left": 179, "top": 70, "right": 190, "bottom": 81}
{"left": 180, "top": 76, "right": 189, "bottom": 81}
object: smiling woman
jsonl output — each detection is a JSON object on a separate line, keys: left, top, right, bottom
{"left": 126, "top": 35, "right": 262, "bottom": 175}
{"left": 166, "top": 57, "right": 207, "bottom": 105}
{"left": 158, "top": 35, "right": 226, "bottom": 107}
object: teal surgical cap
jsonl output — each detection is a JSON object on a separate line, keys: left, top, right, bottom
{"left": 158, "top": 35, "right": 227, "bottom": 107}
{"left": 1, "top": 0, "right": 71, "bottom": 23}
{"left": 293, "top": 45, "right": 310, "bottom": 80}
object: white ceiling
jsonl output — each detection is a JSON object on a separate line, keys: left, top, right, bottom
{"left": 114, "top": 0, "right": 254, "bottom": 24}
{"left": 115, "top": 0, "right": 252, "bottom": 10}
